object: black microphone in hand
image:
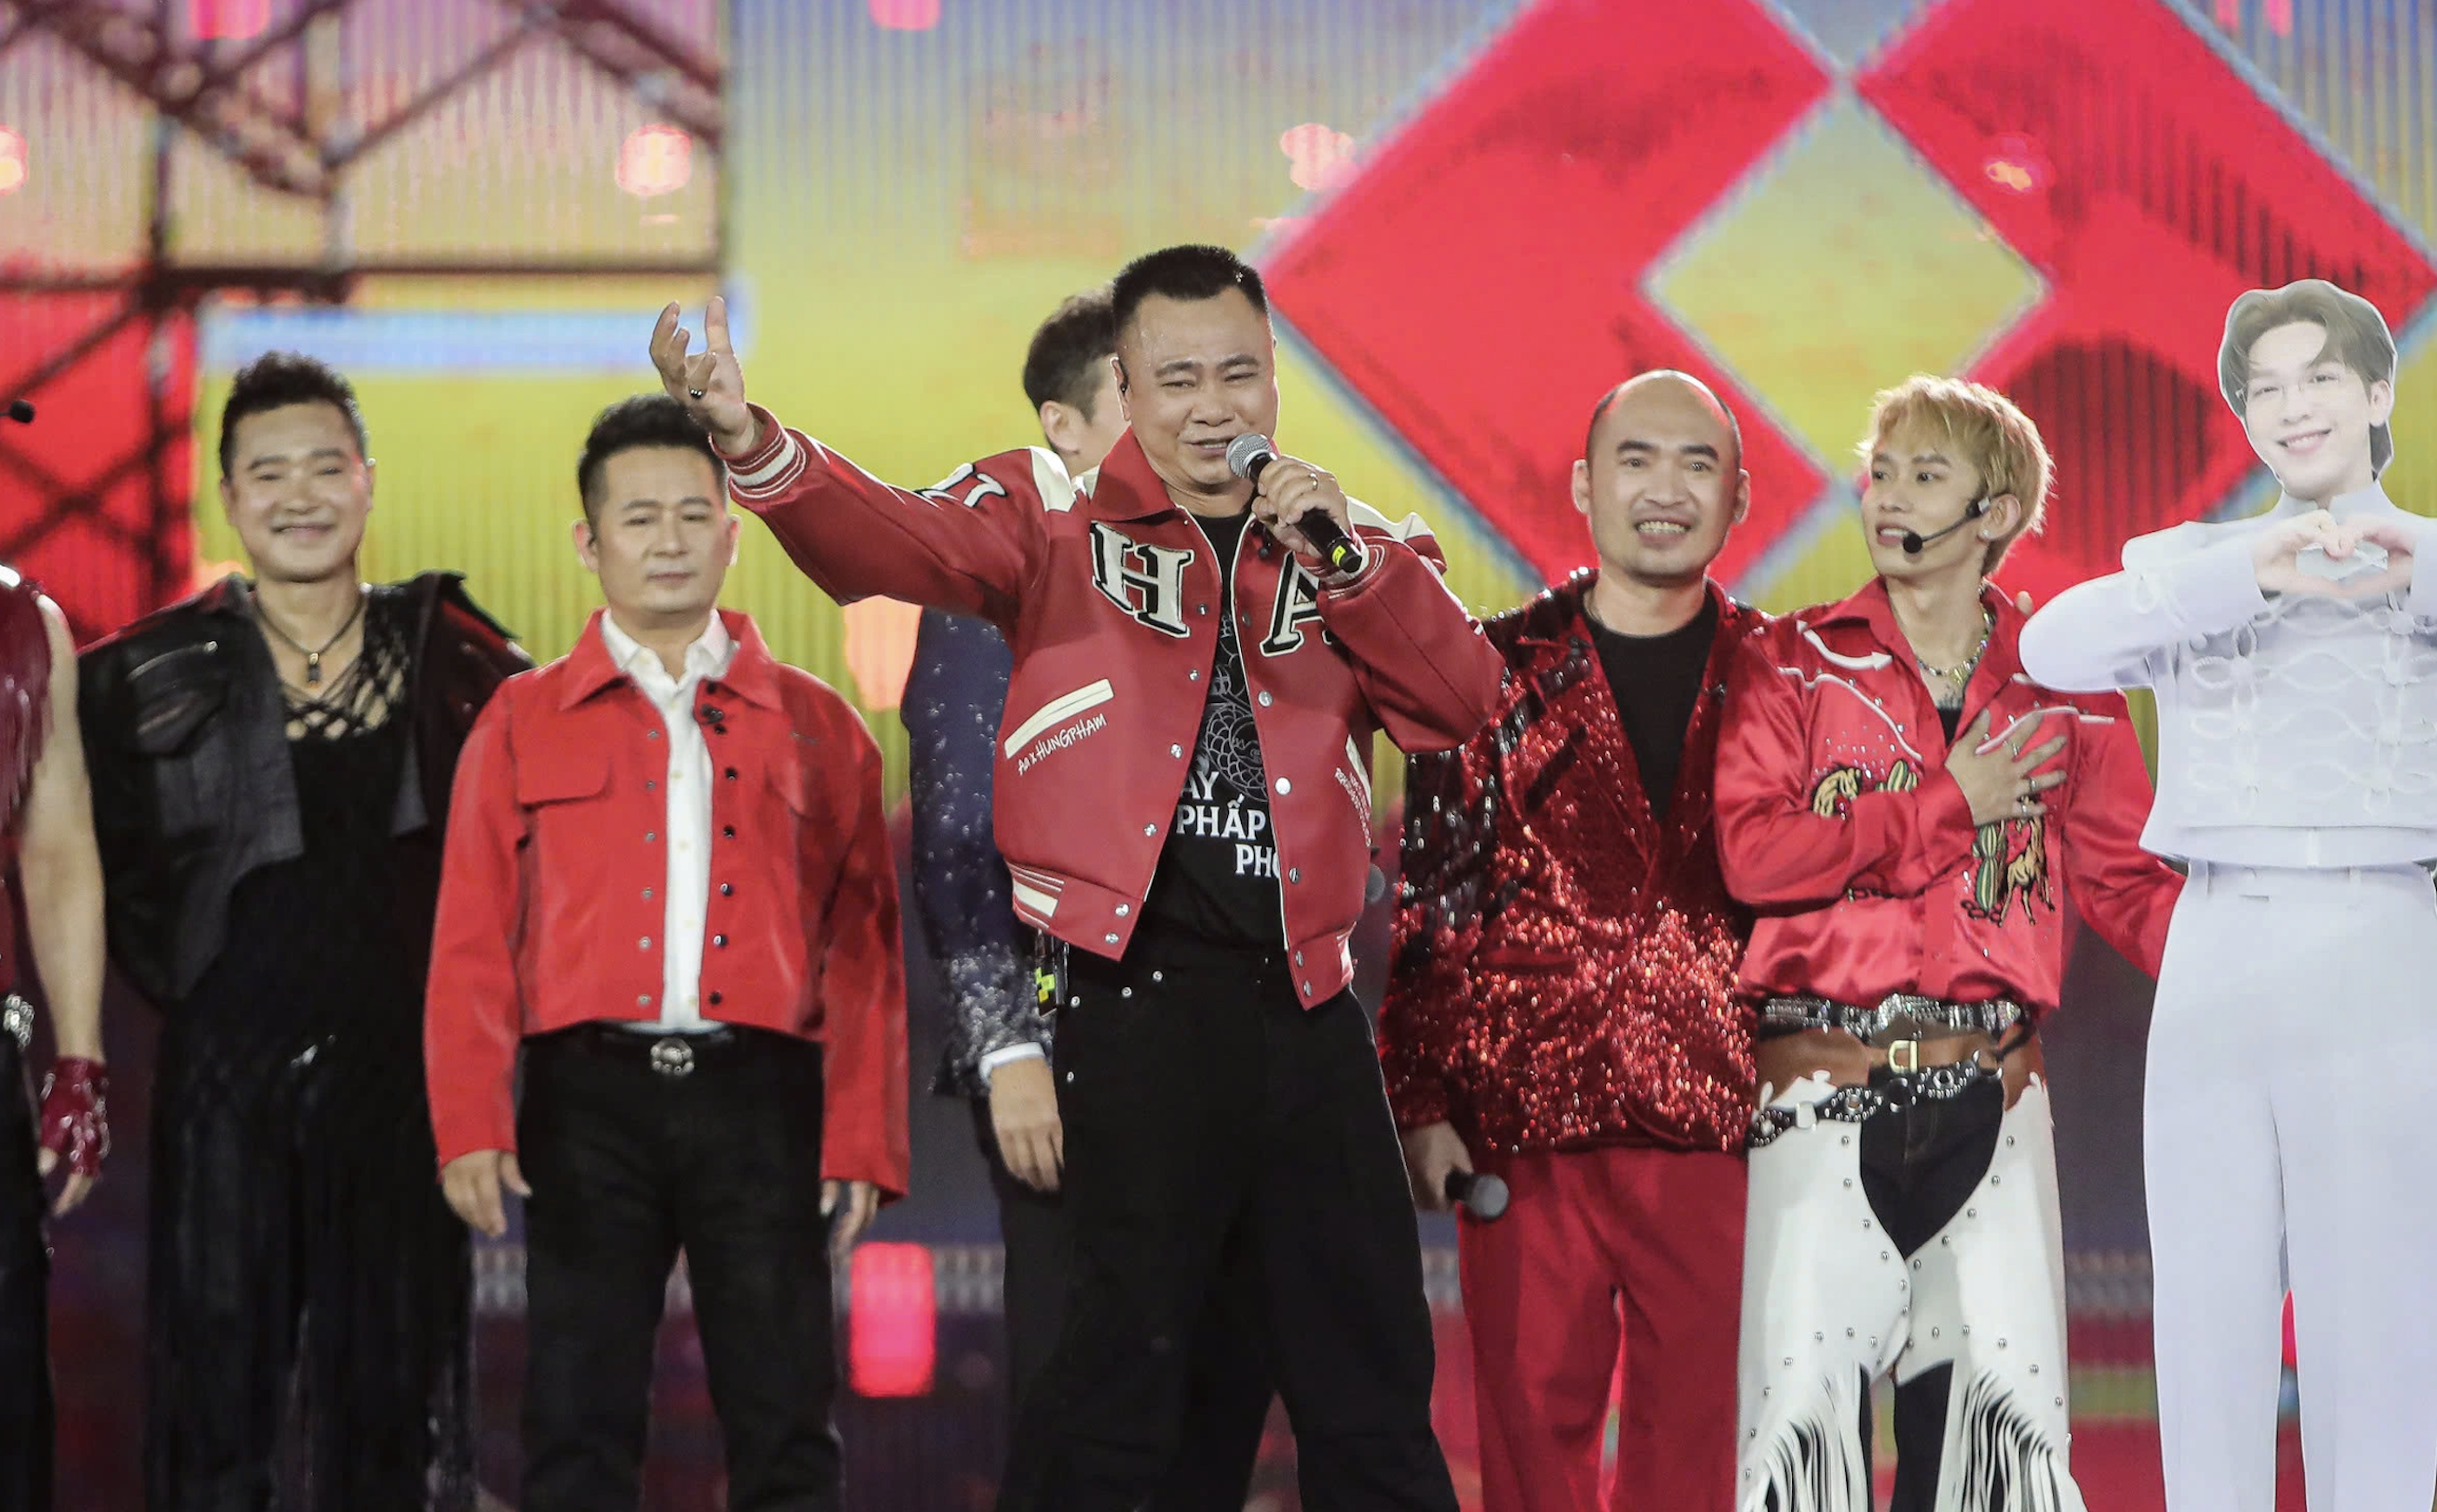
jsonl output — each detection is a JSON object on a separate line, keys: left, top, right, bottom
{"left": 1899, "top": 496, "right": 1985, "bottom": 555}
{"left": 1443, "top": 1168, "right": 1510, "bottom": 1222}
{"left": 4, "top": 401, "right": 31, "bottom": 425}
{"left": 1225, "top": 434, "right": 1365, "bottom": 577}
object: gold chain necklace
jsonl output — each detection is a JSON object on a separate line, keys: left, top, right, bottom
{"left": 1916, "top": 606, "right": 1994, "bottom": 706}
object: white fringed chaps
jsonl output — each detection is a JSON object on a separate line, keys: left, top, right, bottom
{"left": 1737, "top": 1076, "right": 2084, "bottom": 1512}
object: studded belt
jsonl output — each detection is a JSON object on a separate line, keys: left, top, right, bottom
{"left": 1749, "top": 993, "right": 2026, "bottom": 1150}
{"left": 1746, "top": 1062, "right": 1996, "bottom": 1149}
{"left": 1759, "top": 992, "right": 2026, "bottom": 1046}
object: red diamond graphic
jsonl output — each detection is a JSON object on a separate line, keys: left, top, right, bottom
{"left": 1857, "top": 0, "right": 2437, "bottom": 599}
{"left": 1261, "top": 0, "right": 1833, "bottom": 589}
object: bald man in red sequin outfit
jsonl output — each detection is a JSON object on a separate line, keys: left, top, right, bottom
{"left": 1383, "top": 373, "right": 1764, "bottom": 1512}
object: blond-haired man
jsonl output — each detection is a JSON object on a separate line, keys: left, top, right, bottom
{"left": 1716, "top": 376, "right": 2181, "bottom": 1509}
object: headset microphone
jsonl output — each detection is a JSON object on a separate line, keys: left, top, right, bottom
{"left": 1899, "top": 497, "right": 1986, "bottom": 556}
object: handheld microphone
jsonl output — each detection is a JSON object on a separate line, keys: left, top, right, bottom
{"left": 4, "top": 401, "right": 30, "bottom": 425}
{"left": 1225, "top": 433, "right": 1365, "bottom": 577}
{"left": 1443, "top": 1168, "right": 1510, "bottom": 1222}
{"left": 1898, "top": 497, "right": 1985, "bottom": 555}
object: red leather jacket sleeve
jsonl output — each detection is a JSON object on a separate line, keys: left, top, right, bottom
{"left": 814, "top": 716, "right": 912, "bottom": 1199}
{"left": 2056, "top": 695, "right": 2180, "bottom": 980}
{"left": 1714, "top": 631, "right": 1979, "bottom": 908}
{"left": 1379, "top": 742, "right": 1491, "bottom": 1130}
{"left": 424, "top": 692, "right": 528, "bottom": 1167}
{"left": 1317, "top": 530, "right": 1504, "bottom": 754}
{"left": 724, "top": 405, "right": 1044, "bottom": 625}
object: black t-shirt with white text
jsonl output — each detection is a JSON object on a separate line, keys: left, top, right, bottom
{"left": 1141, "top": 509, "right": 1284, "bottom": 945}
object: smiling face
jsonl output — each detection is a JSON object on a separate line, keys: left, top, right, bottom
{"left": 1571, "top": 376, "right": 1748, "bottom": 589}
{"left": 1861, "top": 419, "right": 2022, "bottom": 585}
{"left": 2241, "top": 319, "right": 2392, "bottom": 503}
{"left": 219, "top": 401, "right": 374, "bottom": 586}
{"left": 575, "top": 444, "right": 739, "bottom": 630}
{"left": 1113, "top": 287, "right": 1281, "bottom": 511}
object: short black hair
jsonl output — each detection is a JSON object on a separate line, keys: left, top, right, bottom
{"left": 576, "top": 395, "right": 727, "bottom": 521}
{"left": 1022, "top": 288, "right": 1119, "bottom": 418}
{"left": 218, "top": 351, "right": 369, "bottom": 478}
{"left": 1109, "top": 244, "right": 1269, "bottom": 341}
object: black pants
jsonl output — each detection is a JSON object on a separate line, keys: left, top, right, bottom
{"left": 1854, "top": 1071, "right": 2006, "bottom": 1511}
{"left": 147, "top": 1017, "right": 473, "bottom": 1512}
{"left": 974, "top": 1098, "right": 1273, "bottom": 1509}
{"left": 0, "top": 1037, "right": 50, "bottom": 1511}
{"left": 997, "top": 931, "right": 1457, "bottom": 1512}
{"left": 519, "top": 1024, "right": 840, "bottom": 1512}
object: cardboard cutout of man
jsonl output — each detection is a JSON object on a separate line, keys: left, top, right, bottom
{"left": 2019, "top": 279, "right": 2437, "bottom": 1512}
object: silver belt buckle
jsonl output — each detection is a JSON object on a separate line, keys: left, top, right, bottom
{"left": 0, "top": 995, "right": 29, "bottom": 1052}
{"left": 1869, "top": 1002, "right": 1929, "bottom": 1049}
{"left": 648, "top": 1037, "right": 696, "bottom": 1078}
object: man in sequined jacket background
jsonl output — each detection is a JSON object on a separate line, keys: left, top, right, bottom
{"left": 1384, "top": 371, "right": 1765, "bottom": 1512}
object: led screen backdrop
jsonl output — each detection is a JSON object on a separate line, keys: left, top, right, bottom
{"left": 1, "top": 0, "right": 2432, "bottom": 1506}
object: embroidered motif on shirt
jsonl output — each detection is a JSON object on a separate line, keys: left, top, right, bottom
{"left": 1809, "top": 758, "right": 2052, "bottom": 922}
{"left": 1966, "top": 815, "right": 2052, "bottom": 924}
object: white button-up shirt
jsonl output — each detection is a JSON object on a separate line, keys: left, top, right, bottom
{"left": 600, "top": 612, "right": 736, "bottom": 1031}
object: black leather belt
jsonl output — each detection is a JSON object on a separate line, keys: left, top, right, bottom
{"left": 541, "top": 1020, "right": 761, "bottom": 1080}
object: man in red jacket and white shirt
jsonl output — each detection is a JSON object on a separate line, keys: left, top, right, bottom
{"left": 650, "top": 243, "right": 1501, "bottom": 1512}
{"left": 1715, "top": 376, "right": 2180, "bottom": 1511}
{"left": 424, "top": 395, "right": 908, "bottom": 1512}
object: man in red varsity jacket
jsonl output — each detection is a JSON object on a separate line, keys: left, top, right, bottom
{"left": 425, "top": 396, "right": 908, "bottom": 1512}
{"left": 1385, "top": 372, "right": 1763, "bottom": 1512}
{"left": 1715, "top": 377, "right": 2179, "bottom": 1512}
{"left": 651, "top": 243, "right": 1500, "bottom": 1512}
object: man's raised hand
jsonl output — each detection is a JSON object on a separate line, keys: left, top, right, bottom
{"left": 650, "top": 295, "right": 758, "bottom": 456}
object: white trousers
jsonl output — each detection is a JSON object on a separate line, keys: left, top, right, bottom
{"left": 1738, "top": 1076, "right": 2083, "bottom": 1512}
{"left": 2148, "top": 862, "right": 2437, "bottom": 1512}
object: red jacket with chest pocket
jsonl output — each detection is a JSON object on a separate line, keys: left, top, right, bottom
{"left": 423, "top": 609, "right": 911, "bottom": 1197}
{"left": 723, "top": 406, "right": 1505, "bottom": 1005}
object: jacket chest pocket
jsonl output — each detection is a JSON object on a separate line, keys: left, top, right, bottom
{"left": 121, "top": 641, "right": 233, "bottom": 835}
{"left": 514, "top": 739, "right": 611, "bottom": 840}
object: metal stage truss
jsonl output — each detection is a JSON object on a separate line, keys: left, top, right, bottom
{"left": 0, "top": 0, "right": 726, "bottom": 638}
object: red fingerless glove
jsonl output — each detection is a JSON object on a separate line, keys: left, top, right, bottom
{"left": 37, "top": 1057, "right": 108, "bottom": 1179}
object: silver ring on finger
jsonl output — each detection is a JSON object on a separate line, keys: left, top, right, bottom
{"left": 688, "top": 388, "right": 706, "bottom": 400}
{"left": 2015, "top": 795, "right": 2034, "bottom": 816}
